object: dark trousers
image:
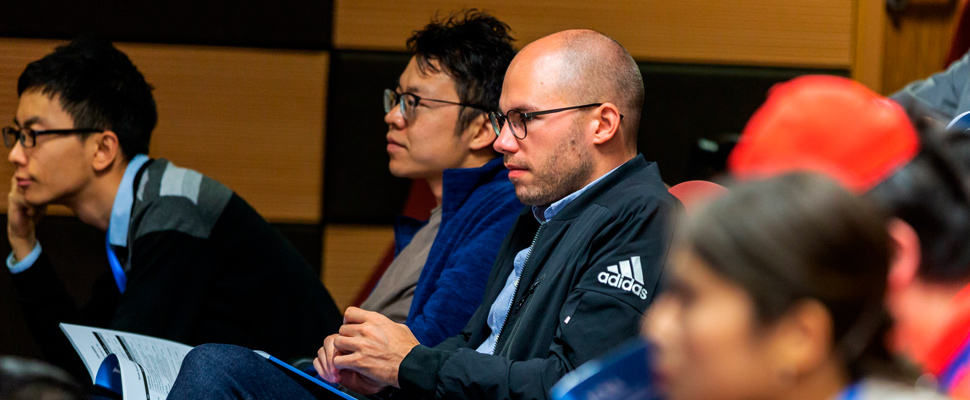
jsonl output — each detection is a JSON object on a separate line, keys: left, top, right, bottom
{"left": 167, "top": 343, "right": 323, "bottom": 400}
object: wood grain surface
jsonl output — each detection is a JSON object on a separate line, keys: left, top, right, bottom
{"left": 323, "top": 224, "right": 395, "bottom": 310}
{"left": 0, "top": 38, "right": 327, "bottom": 223}
{"left": 334, "top": 0, "right": 854, "bottom": 68}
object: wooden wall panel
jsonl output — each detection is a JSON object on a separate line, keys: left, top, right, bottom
{"left": 126, "top": 44, "right": 328, "bottom": 223}
{"left": 334, "top": 0, "right": 853, "bottom": 68}
{"left": 854, "top": 0, "right": 889, "bottom": 92}
{"left": 322, "top": 224, "right": 395, "bottom": 310}
{"left": 0, "top": 38, "right": 327, "bottom": 223}
{"left": 880, "top": 2, "right": 963, "bottom": 94}
{"left": 0, "top": 39, "right": 56, "bottom": 136}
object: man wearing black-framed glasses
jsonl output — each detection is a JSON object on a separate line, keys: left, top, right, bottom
{"left": 169, "top": 10, "right": 526, "bottom": 399}
{"left": 363, "top": 22, "right": 522, "bottom": 344}
{"left": 355, "top": 10, "right": 522, "bottom": 347}
{"left": 305, "top": 29, "right": 677, "bottom": 400}
{"left": 2, "top": 127, "right": 104, "bottom": 149}
{"left": 4, "top": 38, "right": 344, "bottom": 382}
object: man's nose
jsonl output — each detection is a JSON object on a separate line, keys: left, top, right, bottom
{"left": 492, "top": 122, "right": 518, "bottom": 154}
{"left": 8, "top": 140, "right": 26, "bottom": 166}
{"left": 385, "top": 104, "right": 406, "bottom": 128}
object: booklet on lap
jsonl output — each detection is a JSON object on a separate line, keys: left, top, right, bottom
{"left": 59, "top": 323, "right": 355, "bottom": 400}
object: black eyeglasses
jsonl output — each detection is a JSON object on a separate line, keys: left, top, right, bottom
{"left": 488, "top": 103, "right": 623, "bottom": 140}
{"left": 2, "top": 126, "right": 104, "bottom": 149}
{"left": 383, "top": 89, "right": 488, "bottom": 122}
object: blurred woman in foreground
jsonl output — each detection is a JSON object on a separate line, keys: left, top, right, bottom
{"left": 644, "top": 173, "right": 948, "bottom": 400}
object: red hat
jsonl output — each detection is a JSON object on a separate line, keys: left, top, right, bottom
{"left": 728, "top": 75, "right": 920, "bottom": 193}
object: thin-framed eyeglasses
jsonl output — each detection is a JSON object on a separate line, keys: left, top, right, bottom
{"left": 488, "top": 103, "right": 623, "bottom": 140}
{"left": 1, "top": 126, "right": 104, "bottom": 149}
{"left": 383, "top": 89, "right": 488, "bottom": 122}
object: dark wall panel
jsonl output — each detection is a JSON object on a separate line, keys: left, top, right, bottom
{"left": 638, "top": 63, "right": 849, "bottom": 184}
{"left": 0, "top": 0, "right": 333, "bottom": 49}
{"left": 325, "top": 51, "right": 412, "bottom": 224}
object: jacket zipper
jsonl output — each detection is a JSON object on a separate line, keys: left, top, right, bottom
{"left": 492, "top": 222, "right": 546, "bottom": 355}
{"left": 515, "top": 278, "right": 541, "bottom": 311}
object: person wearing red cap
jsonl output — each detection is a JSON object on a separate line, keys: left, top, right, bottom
{"left": 729, "top": 75, "right": 970, "bottom": 399}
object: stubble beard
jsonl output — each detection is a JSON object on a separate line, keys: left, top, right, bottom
{"left": 511, "top": 125, "right": 593, "bottom": 206}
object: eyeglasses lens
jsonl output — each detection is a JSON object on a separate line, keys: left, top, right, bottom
{"left": 488, "top": 113, "right": 504, "bottom": 136}
{"left": 508, "top": 111, "right": 526, "bottom": 139}
{"left": 2, "top": 128, "right": 20, "bottom": 149}
{"left": 383, "top": 90, "right": 396, "bottom": 114}
{"left": 400, "top": 94, "right": 419, "bottom": 121}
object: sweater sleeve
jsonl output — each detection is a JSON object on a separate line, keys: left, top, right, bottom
{"left": 397, "top": 196, "right": 675, "bottom": 400}
{"left": 6, "top": 241, "right": 43, "bottom": 273}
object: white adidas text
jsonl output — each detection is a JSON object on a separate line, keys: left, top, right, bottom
{"left": 597, "top": 256, "right": 648, "bottom": 300}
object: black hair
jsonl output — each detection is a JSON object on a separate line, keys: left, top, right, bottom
{"left": 407, "top": 9, "right": 515, "bottom": 134}
{"left": 684, "top": 173, "right": 899, "bottom": 382}
{"left": 867, "top": 105, "right": 970, "bottom": 283}
{"left": 18, "top": 37, "right": 157, "bottom": 160}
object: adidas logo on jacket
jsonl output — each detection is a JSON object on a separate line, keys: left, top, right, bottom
{"left": 597, "top": 256, "right": 649, "bottom": 300}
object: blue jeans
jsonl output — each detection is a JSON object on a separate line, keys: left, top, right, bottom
{"left": 167, "top": 343, "right": 322, "bottom": 400}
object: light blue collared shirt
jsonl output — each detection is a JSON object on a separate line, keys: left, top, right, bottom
{"left": 108, "top": 154, "right": 150, "bottom": 248}
{"left": 7, "top": 154, "right": 150, "bottom": 273}
{"left": 475, "top": 166, "right": 620, "bottom": 354}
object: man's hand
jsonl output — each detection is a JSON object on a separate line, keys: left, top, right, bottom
{"left": 313, "top": 334, "right": 388, "bottom": 395}
{"left": 330, "top": 307, "right": 420, "bottom": 393}
{"left": 7, "top": 176, "right": 44, "bottom": 261}
{"left": 313, "top": 334, "right": 341, "bottom": 383}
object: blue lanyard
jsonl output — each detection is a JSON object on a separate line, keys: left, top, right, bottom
{"left": 939, "top": 333, "right": 970, "bottom": 392}
{"left": 838, "top": 382, "right": 861, "bottom": 400}
{"left": 105, "top": 235, "right": 127, "bottom": 294}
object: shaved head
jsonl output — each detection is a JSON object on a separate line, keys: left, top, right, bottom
{"left": 516, "top": 29, "right": 644, "bottom": 149}
{"left": 495, "top": 29, "right": 644, "bottom": 205}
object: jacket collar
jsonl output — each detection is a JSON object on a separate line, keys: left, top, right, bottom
{"left": 395, "top": 157, "right": 509, "bottom": 254}
{"left": 440, "top": 157, "right": 508, "bottom": 214}
{"left": 549, "top": 155, "right": 660, "bottom": 221}
{"left": 108, "top": 154, "right": 151, "bottom": 247}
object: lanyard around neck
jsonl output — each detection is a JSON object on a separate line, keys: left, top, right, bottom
{"left": 105, "top": 235, "right": 126, "bottom": 293}
{"left": 837, "top": 382, "right": 861, "bottom": 400}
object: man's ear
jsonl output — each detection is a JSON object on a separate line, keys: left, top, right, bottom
{"left": 466, "top": 114, "right": 496, "bottom": 151}
{"left": 91, "top": 130, "right": 122, "bottom": 172}
{"left": 887, "top": 218, "right": 921, "bottom": 291}
{"left": 590, "top": 103, "right": 623, "bottom": 146}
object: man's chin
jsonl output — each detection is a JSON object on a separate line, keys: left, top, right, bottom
{"left": 22, "top": 192, "right": 57, "bottom": 209}
{"left": 387, "top": 162, "right": 407, "bottom": 178}
{"left": 21, "top": 193, "right": 40, "bottom": 207}
{"left": 514, "top": 187, "right": 552, "bottom": 207}
{"left": 387, "top": 167, "right": 415, "bottom": 180}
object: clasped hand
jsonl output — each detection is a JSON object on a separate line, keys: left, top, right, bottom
{"left": 313, "top": 307, "right": 420, "bottom": 395}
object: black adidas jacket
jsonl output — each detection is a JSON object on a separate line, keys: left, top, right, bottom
{"left": 395, "top": 155, "right": 678, "bottom": 400}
